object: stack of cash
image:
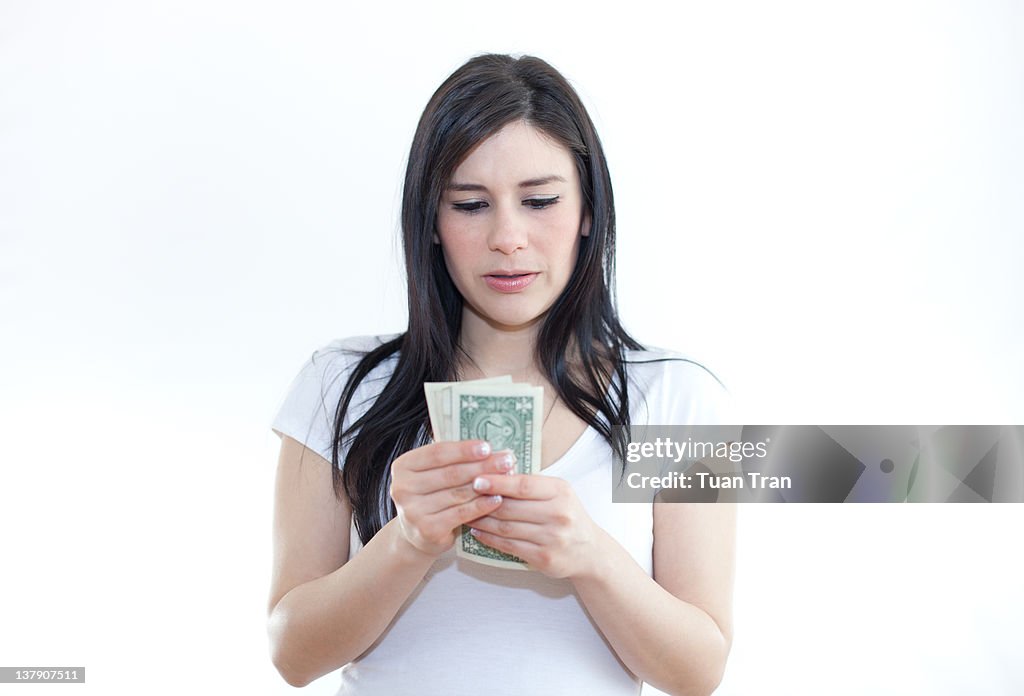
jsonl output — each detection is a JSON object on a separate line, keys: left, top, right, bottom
{"left": 424, "top": 377, "right": 542, "bottom": 570}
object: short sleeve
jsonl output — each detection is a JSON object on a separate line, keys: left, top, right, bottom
{"left": 628, "top": 349, "right": 740, "bottom": 426}
{"left": 270, "top": 343, "right": 355, "bottom": 465}
{"left": 270, "top": 334, "right": 401, "bottom": 465}
{"left": 668, "top": 360, "right": 738, "bottom": 425}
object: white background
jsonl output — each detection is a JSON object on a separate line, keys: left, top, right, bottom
{"left": 2, "top": 1, "right": 1022, "bottom": 694}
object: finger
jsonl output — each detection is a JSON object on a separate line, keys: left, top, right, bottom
{"left": 477, "top": 497, "right": 548, "bottom": 522}
{"left": 415, "top": 481, "right": 482, "bottom": 510}
{"left": 405, "top": 450, "right": 517, "bottom": 494}
{"left": 405, "top": 440, "right": 493, "bottom": 472}
{"left": 469, "top": 514, "right": 543, "bottom": 542}
{"left": 469, "top": 473, "right": 559, "bottom": 500}
{"left": 468, "top": 527, "right": 540, "bottom": 562}
{"left": 434, "top": 492, "right": 505, "bottom": 530}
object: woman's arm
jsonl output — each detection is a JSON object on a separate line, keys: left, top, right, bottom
{"left": 267, "top": 435, "right": 507, "bottom": 687}
{"left": 267, "top": 435, "right": 433, "bottom": 687}
{"left": 468, "top": 475, "right": 736, "bottom": 696}
{"left": 269, "top": 521, "right": 436, "bottom": 686}
{"left": 571, "top": 503, "right": 736, "bottom": 696}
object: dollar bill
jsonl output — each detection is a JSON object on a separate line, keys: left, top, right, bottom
{"left": 424, "top": 376, "right": 511, "bottom": 442}
{"left": 423, "top": 379, "right": 542, "bottom": 570}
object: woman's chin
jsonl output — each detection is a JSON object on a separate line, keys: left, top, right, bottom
{"left": 464, "top": 304, "right": 548, "bottom": 333}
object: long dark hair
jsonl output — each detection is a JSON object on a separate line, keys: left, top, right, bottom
{"left": 332, "top": 53, "right": 644, "bottom": 545}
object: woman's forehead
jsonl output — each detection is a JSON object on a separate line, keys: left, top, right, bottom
{"left": 449, "top": 121, "right": 577, "bottom": 187}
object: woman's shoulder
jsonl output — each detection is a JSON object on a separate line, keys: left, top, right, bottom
{"left": 305, "top": 332, "right": 402, "bottom": 373}
{"left": 289, "top": 333, "right": 402, "bottom": 399}
{"left": 624, "top": 344, "right": 727, "bottom": 388}
{"left": 270, "top": 333, "right": 402, "bottom": 461}
{"left": 312, "top": 332, "right": 403, "bottom": 359}
{"left": 622, "top": 343, "right": 736, "bottom": 424}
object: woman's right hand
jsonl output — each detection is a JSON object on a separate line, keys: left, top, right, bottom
{"left": 389, "top": 440, "right": 515, "bottom": 557}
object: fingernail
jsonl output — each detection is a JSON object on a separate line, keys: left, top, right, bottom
{"left": 475, "top": 442, "right": 491, "bottom": 457}
{"left": 499, "top": 453, "right": 515, "bottom": 471}
{"left": 489, "top": 495, "right": 502, "bottom": 504}
{"left": 472, "top": 477, "right": 490, "bottom": 492}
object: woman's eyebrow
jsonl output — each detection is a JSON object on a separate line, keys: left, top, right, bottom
{"left": 519, "top": 175, "right": 566, "bottom": 188}
{"left": 446, "top": 175, "right": 567, "bottom": 192}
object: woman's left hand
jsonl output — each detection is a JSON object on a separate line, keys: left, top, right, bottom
{"left": 466, "top": 473, "right": 603, "bottom": 580}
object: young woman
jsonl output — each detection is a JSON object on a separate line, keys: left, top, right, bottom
{"left": 268, "top": 53, "right": 736, "bottom": 696}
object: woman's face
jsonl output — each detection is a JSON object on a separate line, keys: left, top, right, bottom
{"left": 435, "top": 120, "right": 590, "bottom": 333}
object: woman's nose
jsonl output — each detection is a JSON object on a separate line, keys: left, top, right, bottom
{"left": 487, "top": 204, "right": 529, "bottom": 254}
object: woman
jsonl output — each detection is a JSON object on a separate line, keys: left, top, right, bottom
{"left": 268, "top": 53, "right": 736, "bottom": 696}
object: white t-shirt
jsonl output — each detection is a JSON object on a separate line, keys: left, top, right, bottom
{"left": 270, "top": 334, "right": 735, "bottom": 696}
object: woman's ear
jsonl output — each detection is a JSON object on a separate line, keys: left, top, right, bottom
{"left": 581, "top": 211, "right": 592, "bottom": 237}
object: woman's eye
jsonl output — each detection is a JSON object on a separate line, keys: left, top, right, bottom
{"left": 452, "top": 201, "right": 488, "bottom": 214}
{"left": 524, "top": 196, "right": 559, "bottom": 210}
{"left": 452, "top": 197, "right": 559, "bottom": 214}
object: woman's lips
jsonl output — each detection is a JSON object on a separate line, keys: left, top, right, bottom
{"left": 483, "top": 272, "right": 538, "bottom": 293}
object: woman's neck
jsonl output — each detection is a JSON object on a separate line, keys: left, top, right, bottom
{"left": 456, "top": 308, "right": 545, "bottom": 383}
